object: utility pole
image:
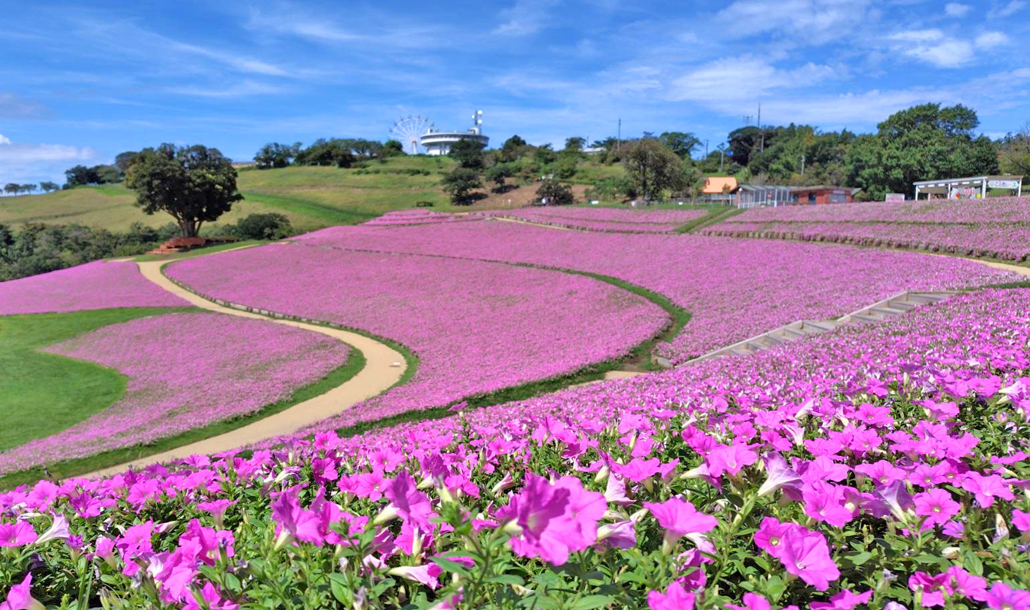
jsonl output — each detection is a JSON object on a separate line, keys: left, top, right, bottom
{"left": 757, "top": 102, "right": 764, "bottom": 152}
{"left": 720, "top": 146, "right": 725, "bottom": 171}
{"left": 800, "top": 154, "right": 805, "bottom": 175}
{"left": 705, "top": 139, "right": 709, "bottom": 158}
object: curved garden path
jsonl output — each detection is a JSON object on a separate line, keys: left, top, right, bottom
{"left": 87, "top": 256, "right": 406, "bottom": 478}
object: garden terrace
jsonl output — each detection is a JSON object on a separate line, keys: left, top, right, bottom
{"left": 701, "top": 195, "right": 1030, "bottom": 261}
{"left": 293, "top": 221, "right": 1015, "bottom": 364}
{"left": 477, "top": 206, "right": 708, "bottom": 233}
{"left": 0, "top": 260, "right": 189, "bottom": 315}
{"left": 2, "top": 287, "right": 1028, "bottom": 608}
{"left": 0, "top": 311, "right": 351, "bottom": 475}
{"left": 166, "top": 246, "right": 670, "bottom": 427}
{"left": 362, "top": 209, "right": 482, "bottom": 227}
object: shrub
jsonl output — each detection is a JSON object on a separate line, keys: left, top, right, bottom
{"left": 231, "top": 214, "right": 294, "bottom": 240}
{"left": 536, "top": 180, "right": 575, "bottom": 205}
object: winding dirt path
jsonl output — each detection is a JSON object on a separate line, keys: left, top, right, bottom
{"left": 87, "top": 257, "right": 407, "bottom": 478}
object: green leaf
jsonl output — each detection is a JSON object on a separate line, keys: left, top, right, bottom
{"left": 848, "top": 551, "right": 873, "bottom": 566}
{"left": 963, "top": 552, "right": 984, "bottom": 576}
{"left": 328, "top": 574, "right": 350, "bottom": 605}
{"left": 486, "top": 574, "right": 526, "bottom": 586}
{"left": 430, "top": 557, "right": 472, "bottom": 577}
{"left": 571, "top": 595, "right": 615, "bottom": 610}
{"left": 765, "top": 575, "right": 786, "bottom": 602}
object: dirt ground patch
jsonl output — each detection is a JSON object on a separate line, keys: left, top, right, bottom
{"left": 464, "top": 183, "right": 591, "bottom": 210}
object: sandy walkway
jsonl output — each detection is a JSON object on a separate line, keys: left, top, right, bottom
{"left": 87, "top": 257, "right": 406, "bottom": 478}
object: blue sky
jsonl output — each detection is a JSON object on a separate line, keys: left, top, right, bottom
{"left": 2, "top": 0, "right": 1029, "bottom": 185}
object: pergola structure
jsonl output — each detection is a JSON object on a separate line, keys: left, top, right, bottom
{"left": 912, "top": 175, "right": 1023, "bottom": 200}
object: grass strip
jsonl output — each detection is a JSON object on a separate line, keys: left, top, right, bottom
{"left": 242, "top": 190, "right": 377, "bottom": 225}
{"left": 133, "top": 240, "right": 264, "bottom": 263}
{"left": 0, "top": 346, "right": 367, "bottom": 489}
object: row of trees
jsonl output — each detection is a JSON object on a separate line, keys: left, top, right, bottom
{"left": 3, "top": 182, "right": 59, "bottom": 196}
{"left": 442, "top": 137, "right": 579, "bottom": 205}
{"left": 253, "top": 139, "right": 404, "bottom": 169}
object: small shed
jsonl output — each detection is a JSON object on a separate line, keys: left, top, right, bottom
{"left": 701, "top": 176, "right": 739, "bottom": 203}
{"left": 790, "top": 185, "right": 859, "bottom": 205}
{"left": 912, "top": 175, "right": 1023, "bottom": 199}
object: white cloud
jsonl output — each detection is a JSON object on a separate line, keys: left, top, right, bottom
{"left": 0, "top": 137, "right": 98, "bottom": 186}
{"left": 889, "top": 29, "right": 974, "bottom": 68}
{"left": 715, "top": 0, "right": 874, "bottom": 43}
{"left": 668, "top": 56, "right": 838, "bottom": 105}
{"left": 166, "top": 80, "right": 291, "bottom": 98}
{"left": 945, "top": 3, "right": 971, "bottom": 16}
{"left": 493, "top": 0, "right": 559, "bottom": 36}
{"left": 975, "top": 31, "right": 1009, "bottom": 48}
{"left": 990, "top": 0, "right": 1025, "bottom": 17}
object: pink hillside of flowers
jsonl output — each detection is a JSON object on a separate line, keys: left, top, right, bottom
{"left": 363, "top": 209, "right": 482, "bottom": 227}
{"left": 0, "top": 260, "right": 189, "bottom": 315}
{"left": 293, "top": 221, "right": 1015, "bottom": 363}
{"left": 704, "top": 196, "right": 1030, "bottom": 261}
{"left": 2, "top": 288, "right": 1028, "bottom": 608}
{"left": 0, "top": 312, "right": 350, "bottom": 474}
{"left": 167, "top": 246, "right": 668, "bottom": 426}
{"left": 478, "top": 206, "right": 707, "bottom": 233}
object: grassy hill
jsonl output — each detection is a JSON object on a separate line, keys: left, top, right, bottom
{"left": 0, "top": 155, "right": 633, "bottom": 234}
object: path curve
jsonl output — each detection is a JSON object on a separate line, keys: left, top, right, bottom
{"left": 87, "top": 258, "right": 407, "bottom": 478}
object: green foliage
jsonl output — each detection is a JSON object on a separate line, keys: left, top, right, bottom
{"left": 844, "top": 104, "right": 998, "bottom": 199}
{"left": 64, "top": 164, "right": 122, "bottom": 187}
{"left": 998, "top": 122, "right": 1030, "bottom": 178}
{"left": 500, "top": 135, "right": 528, "bottom": 162}
{"left": 564, "top": 136, "right": 586, "bottom": 153}
{"left": 0, "top": 222, "right": 178, "bottom": 281}
{"left": 254, "top": 142, "right": 302, "bottom": 169}
{"left": 584, "top": 177, "right": 634, "bottom": 202}
{"left": 485, "top": 163, "right": 514, "bottom": 192}
{"left": 536, "top": 179, "right": 575, "bottom": 205}
{"left": 38, "top": 181, "right": 60, "bottom": 193}
{"left": 621, "top": 139, "right": 687, "bottom": 201}
{"left": 659, "top": 131, "right": 701, "bottom": 159}
{"left": 554, "top": 155, "right": 578, "bottom": 180}
{"left": 534, "top": 144, "right": 557, "bottom": 165}
{"left": 383, "top": 139, "right": 404, "bottom": 156}
{"left": 126, "top": 143, "right": 243, "bottom": 237}
{"left": 113, "top": 151, "right": 138, "bottom": 173}
{"left": 449, "top": 138, "right": 486, "bottom": 169}
{"left": 228, "top": 213, "right": 294, "bottom": 240}
{"left": 442, "top": 167, "right": 482, "bottom": 205}
{"left": 4, "top": 183, "right": 36, "bottom": 195}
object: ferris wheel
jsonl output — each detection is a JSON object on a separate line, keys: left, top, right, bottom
{"left": 390, "top": 115, "right": 433, "bottom": 154}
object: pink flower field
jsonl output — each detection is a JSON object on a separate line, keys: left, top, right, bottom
{"left": 477, "top": 206, "right": 707, "bottom": 233}
{"left": 363, "top": 209, "right": 483, "bottom": 227}
{"left": 294, "top": 221, "right": 1014, "bottom": 363}
{"left": 704, "top": 196, "right": 1030, "bottom": 261}
{"left": 0, "top": 260, "right": 189, "bottom": 315}
{"left": 166, "top": 246, "right": 669, "bottom": 426}
{"left": 3, "top": 285, "right": 1028, "bottom": 608}
{"left": 0, "top": 311, "right": 350, "bottom": 474}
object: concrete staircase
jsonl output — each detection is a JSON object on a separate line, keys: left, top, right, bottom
{"left": 656, "top": 291, "right": 956, "bottom": 368}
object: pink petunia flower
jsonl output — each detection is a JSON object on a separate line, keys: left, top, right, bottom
{"left": 943, "top": 566, "right": 988, "bottom": 602}
{"left": 1, "top": 573, "right": 44, "bottom": 610}
{"left": 705, "top": 443, "right": 758, "bottom": 478}
{"left": 726, "top": 592, "right": 771, "bottom": 610}
{"left": 1012, "top": 509, "right": 1030, "bottom": 533}
{"left": 647, "top": 581, "right": 694, "bottom": 610}
{"left": 810, "top": 589, "right": 873, "bottom": 610}
{"left": 803, "top": 482, "right": 856, "bottom": 528}
{"left": 385, "top": 472, "right": 435, "bottom": 531}
{"left": 0, "top": 522, "right": 36, "bottom": 547}
{"left": 913, "top": 489, "right": 961, "bottom": 528}
{"left": 985, "top": 582, "right": 1030, "bottom": 610}
{"left": 775, "top": 526, "right": 840, "bottom": 591}
{"left": 644, "top": 497, "right": 718, "bottom": 546}
{"left": 909, "top": 572, "right": 948, "bottom": 607}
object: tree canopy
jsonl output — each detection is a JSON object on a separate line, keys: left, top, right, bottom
{"left": 449, "top": 138, "right": 486, "bottom": 169}
{"left": 125, "top": 143, "right": 242, "bottom": 237}
{"left": 622, "top": 139, "right": 687, "bottom": 201}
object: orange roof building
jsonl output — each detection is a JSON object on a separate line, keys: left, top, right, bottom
{"left": 702, "top": 176, "right": 738, "bottom": 194}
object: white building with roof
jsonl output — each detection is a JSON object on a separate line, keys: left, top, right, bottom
{"left": 421, "top": 110, "right": 489, "bottom": 156}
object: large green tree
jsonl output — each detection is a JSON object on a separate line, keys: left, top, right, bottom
{"left": 844, "top": 103, "right": 998, "bottom": 199}
{"left": 254, "top": 142, "right": 301, "bottom": 169}
{"left": 442, "top": 168, "right": 482, "bottom": 205}
{"left": 621, "top": 139, "right": 687, "bottom": 201}
{"left": 125, "top": 144, "right": 242, "bottom": 237}
{"left": 999, "top": 122, "right": 1030, "bottom": 178}
{"left": 659, "top": 132, "right": 701, "bottom": 159}
{"left": 449, "top": 138, "right": 486, "bottom": 169}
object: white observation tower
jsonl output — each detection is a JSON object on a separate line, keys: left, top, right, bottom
{"left": 420, "top": 110, "right": 489, "bottom": 156}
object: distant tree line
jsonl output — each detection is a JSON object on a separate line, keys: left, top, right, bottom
{"left": 253, "top": 139, "right": 404, "bottom": 169}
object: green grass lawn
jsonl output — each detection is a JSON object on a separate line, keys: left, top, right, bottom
{"left": 0, "top": 307, "right": 368, "bottom": 488}
{"left": 0, "top": 308, "right": 191, "bottom": 453}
